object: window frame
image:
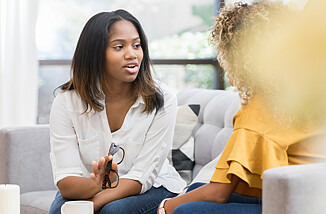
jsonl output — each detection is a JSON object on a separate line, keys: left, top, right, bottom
{"left": 38, "top": 58, "right": 224, "bottom": 89}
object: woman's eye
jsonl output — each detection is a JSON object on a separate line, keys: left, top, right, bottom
{"left": 134, "top": 44, "right": 142, "bottom": 49}
{"left": 113, "top": 45, "right": 123, "bottom": 50}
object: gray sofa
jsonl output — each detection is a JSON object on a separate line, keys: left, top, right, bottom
{"left": 1, "top": 88, "right": 326, "bottom": 214}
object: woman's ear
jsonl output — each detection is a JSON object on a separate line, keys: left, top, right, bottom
{"left": 220, "top": 61, "right": 225, "bottom": 70}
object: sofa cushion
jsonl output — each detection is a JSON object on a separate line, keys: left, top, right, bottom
{"left": 190, "top": 152, "right": 222, "bottom": 185}
{"left": 169, "top": 104, "right": 200, "bottom": 184}
{"left": 20, "top": 190, "right": 57, "bottom": 214}
{"left": 177, "top": 89, "right": 240, "bottom": 179}
{"left": 179, "top": 153, "right": 223, "bottom": 195}
{"left": 0, "top": 125, "right": 55, "bottom": 194}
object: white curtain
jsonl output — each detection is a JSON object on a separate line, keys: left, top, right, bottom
{"left": 0, "top": 0, "right": 39, "bottom": 128}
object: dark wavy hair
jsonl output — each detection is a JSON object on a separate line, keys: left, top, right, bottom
{"left": 57, "top": 9, "right": 163, "bottom": 113}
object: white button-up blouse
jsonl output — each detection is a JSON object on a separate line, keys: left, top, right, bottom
{"left": 49, "top": 83, "right": 186, "bottom": 194}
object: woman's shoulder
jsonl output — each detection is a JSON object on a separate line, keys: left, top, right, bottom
{"left": 235, "top": 96, "right": 271, "bottom": 121}
{"left": 52, "top": 90, "right": 87, "bottom": 113}
{"left": 155, "top": 80, "right": 177, "bottom": 102}
{"left": 233, "top": 96, "right": 279, "bottom": 135}
{"left": 150, "top": 80, "right": 177, "bottom": 114}
{"left": 233, "top": 95, "right": 311, "bottom": 147}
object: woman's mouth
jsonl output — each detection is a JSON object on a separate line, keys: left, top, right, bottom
{"left": 123, "top": 64, "right": 138, "bottom": 74}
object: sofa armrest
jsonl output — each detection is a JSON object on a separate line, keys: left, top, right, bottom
{"left": 0, "top": 125, "right": 56, "bottom": 193}
{"left": 263, "top": 163, "right": 326, "bottom": 214}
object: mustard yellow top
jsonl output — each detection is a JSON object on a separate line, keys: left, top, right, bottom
{"left": 210, "top": 96, "right": 326, "bottom": 198}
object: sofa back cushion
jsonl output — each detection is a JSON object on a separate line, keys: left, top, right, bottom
{"left": 0, "top": 125, "right": 56, "bottom": 193}
{"left": 177, "top": 89, "right": 240, "bottom": 179}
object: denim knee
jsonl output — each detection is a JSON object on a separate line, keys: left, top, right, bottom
{"left": 173, "top": 204, "right": 190, "bottom": 214}
{"left": 49, "top": 191, "right": 68, "bottom": 214}
{"left": 99, "top": 200, "right": 131, "bottom": 214}
{"left": 186, "top": 182, "right": 206, "bottom": 193}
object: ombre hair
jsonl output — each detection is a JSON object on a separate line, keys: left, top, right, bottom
{"left": 57, "top": 9, "right": 163, "bottom": 113}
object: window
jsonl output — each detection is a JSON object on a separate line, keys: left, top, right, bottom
{"left": 36, "top": 0, "right": 223, "bottom": 123}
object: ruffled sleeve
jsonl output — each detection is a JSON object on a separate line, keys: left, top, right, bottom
{"left": 210, "top": 128, "right": 288, "bottom": 197}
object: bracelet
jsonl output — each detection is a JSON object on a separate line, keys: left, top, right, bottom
{"left": 158, "top": 198, "right": 170, "bottom": 214}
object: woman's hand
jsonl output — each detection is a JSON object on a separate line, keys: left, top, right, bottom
{"left": 89, "top": 156, "right": 119, "bottom": 211}
{"left": 157, "top": 176, "right": 240, "bottom": 214}
{"left": 90, "top": 155, "right": 118, "bottom": 191}
{"left": 109, "top": 161, "right": 118, "bottom": 184}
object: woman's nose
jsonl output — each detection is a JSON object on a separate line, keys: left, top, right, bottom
{"left": 124, "top": 47, "right": 137, "bottom": 59}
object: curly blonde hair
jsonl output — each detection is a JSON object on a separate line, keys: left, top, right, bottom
{"left": 210, "top": 1, "right": 290, "bottom": 105}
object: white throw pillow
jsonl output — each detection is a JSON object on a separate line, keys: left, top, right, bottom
{"left": 168, "top": 104, "right": 200, "bottom": 184}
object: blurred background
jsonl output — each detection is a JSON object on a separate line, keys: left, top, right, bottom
{"left": 0, "top": 0, "right": 307, "bottom": 127}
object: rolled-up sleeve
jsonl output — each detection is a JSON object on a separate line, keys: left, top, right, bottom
{"left": 120, "top": 91, "right": 177, "bottom": 193}
{"left": 49, "top": 93, "right": 83, "bottom": 186}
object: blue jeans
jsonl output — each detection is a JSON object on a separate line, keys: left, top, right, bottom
{"left": 49, "top": 186, "right": 177, "bottom": 214}
{"left": 173, "top": 182, "right": 262, "bottom": 214}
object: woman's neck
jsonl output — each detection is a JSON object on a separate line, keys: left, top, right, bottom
{"left": 103, "top": 81, "right": 136, "bottom": 102}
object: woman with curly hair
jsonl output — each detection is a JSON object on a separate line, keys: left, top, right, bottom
{"left": 157, "top": 1, "right": 326, "bottom": 214}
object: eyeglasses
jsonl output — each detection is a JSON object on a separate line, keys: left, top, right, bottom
{"left": 102, "top": 142, "right": 125, "bottom": 189}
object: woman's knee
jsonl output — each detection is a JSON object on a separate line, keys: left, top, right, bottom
{"left": 49, "top": 191, "right": 67, "bottom": 214}
{"left": 186, "top": 182, "right": 206, "bottom": 193}
{"left": 173, "top": 204, "right": 191, "bottom": 214}
{"left": 99, "top": 200, "right": 129, "bottom": 214}
{"left": 49, "top": 201, "right": 63, "bottom": 214}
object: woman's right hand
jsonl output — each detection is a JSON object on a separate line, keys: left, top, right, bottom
{"left": 90, "top": 155, "right": 118, "bottom": 191}
{"left": 89, "top": 156, "right": 118, "bottom": 211}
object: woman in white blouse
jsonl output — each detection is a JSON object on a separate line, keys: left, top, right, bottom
{"left": 49, "top": 9, "right": 186, "bottom": 214}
